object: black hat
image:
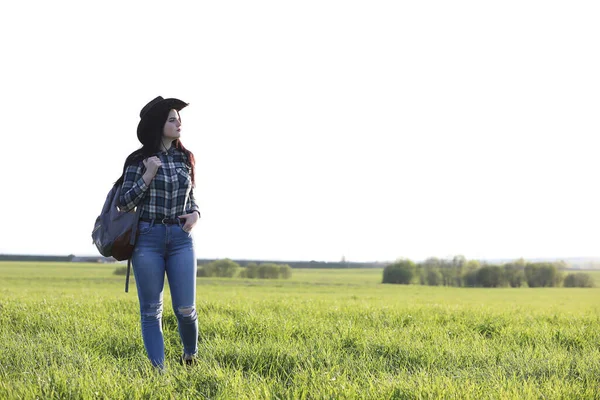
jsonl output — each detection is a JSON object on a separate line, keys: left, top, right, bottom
{"left": 137, "top": 96, "right": 188, "bottom": 145}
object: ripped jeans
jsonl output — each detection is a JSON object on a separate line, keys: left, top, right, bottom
{"left": 131, "top": 220, "right": 198, "bottom": 368}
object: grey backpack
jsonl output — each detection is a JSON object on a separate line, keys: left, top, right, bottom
{"left": 92, "top": 184, "right": 142, "bottom": 292}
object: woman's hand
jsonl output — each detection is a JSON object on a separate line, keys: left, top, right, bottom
{"left": 142, "top": 157, "right": 162, "bottom": 186}
{"left": 179, "top": 212, "right": 200, "bottom": 232}
{"left": 143, "top": 156, "right": 162, "bottom": 176}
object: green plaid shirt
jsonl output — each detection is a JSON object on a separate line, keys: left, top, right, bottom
{"left": 119, "top": 147, "right": 200, "bottom": 220}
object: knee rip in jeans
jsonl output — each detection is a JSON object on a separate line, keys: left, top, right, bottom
{"left": 177, "top": 305, "right": 197, "bottom": 320}
{"left": 142, "top": 302, "right": 163, "bottom": 319}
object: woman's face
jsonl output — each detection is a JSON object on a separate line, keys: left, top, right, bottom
{"left": 163, "top": 109, "right": 181, "bottom": 140}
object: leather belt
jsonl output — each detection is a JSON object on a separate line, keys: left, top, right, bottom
{"left": 140, "top": 218, "right": 182, "bottom": 225}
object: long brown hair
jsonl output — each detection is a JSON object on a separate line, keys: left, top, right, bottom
{"left": 114, "top": 109, "right": 195, "bottom": 186}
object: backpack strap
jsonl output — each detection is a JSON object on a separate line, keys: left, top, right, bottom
{"left": 129, "top": 205, "right": 142, "bottom": 246}
{"left": 125, "top": 205, "right": 143, "bottom": 293}
{"left": 125, "top": 258, "right": 132, "bottom": 293}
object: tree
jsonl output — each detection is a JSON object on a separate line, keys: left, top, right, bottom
{"left": 258, "top": 263, "right": 281, "bottom": 279}
{"left": 417, "top": 258, "right": 440, "bottom": 285}
{"left": 476, "top": 265, "right": 506, "bottom": 287}
{"left": 463, "top": 269, "right": 479, "bottom": 287}
{"left": 240, "top": 263, "right": 292, "bottom": 279}
{"left": 503, "top": 260, "right": 525, "bottom": 287}
{"left": 425, "top": 268, "right": 443, "bottom": 286}
{"left": 382, "top": 259, "right": 416, "bottom": 284}
{"left": 244, "top": 262, "right": 259, "bottom": 278}
{"left": 200, "top": 258, "right": 240, "bottom": 278}
{"left": 422, "top": 257, "right": 441, "bottom": 269}
{"left": 439, "top": 259, "right": 455, "bottom": 286}
{"left": 563, "top": 273, "right": 595, "bottom": 288}
{"left": 464, "top": 259, "right": 480, "bottom": 272}
{"left": 524, "top": 262, "right": 563, "bottom": 287}
{"left": 279, "top": 264, "right": 292, "bottom": 279}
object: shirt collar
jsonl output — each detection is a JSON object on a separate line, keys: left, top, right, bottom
{"left": 156, "top": 146, "right": 178, "bottom": 156}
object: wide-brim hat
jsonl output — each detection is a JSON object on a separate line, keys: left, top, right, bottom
{"left": 137, "top": 96, "right": 189, "bottom": 145}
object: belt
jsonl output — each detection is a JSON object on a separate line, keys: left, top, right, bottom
{"left": 140, "top": 217, "right": 182, "bottom": 225}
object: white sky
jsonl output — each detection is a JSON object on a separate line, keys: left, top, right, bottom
{"left": 1, "top": 1, "right": 599, "bottom": 263}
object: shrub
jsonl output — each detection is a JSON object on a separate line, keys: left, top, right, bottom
{"left": 563, "top": 273, "right": 595, "bottom": 288}
{"left": 239, "top": 263, "right": 292, "bottom": 280}
{"left": 524, "top": 263, "right": 563, "bottom": 287}
{"left": 279, "top": 264, "right": 292, "bottom": 279}
{"left": 244, "top": 263, "right": 260, "bottom": 278}
{"left": 258, "top": 263, "right": 280, "bottom": 279}
{"left": 382, "top": 259, "right": 415, "bottom": 284}
{"left": 113, "top": 266, "right": 127, "bottom": 275}
{"left": 198, "top": 259, "right": 240, "bottom": 278}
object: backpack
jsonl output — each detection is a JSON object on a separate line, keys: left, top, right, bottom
{"left": 92, "top": 183, "right": 142, "bottom": 292}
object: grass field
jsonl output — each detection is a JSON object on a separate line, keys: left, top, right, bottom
{"left": 1, "top": 262, "right": 599, "bottom": 399}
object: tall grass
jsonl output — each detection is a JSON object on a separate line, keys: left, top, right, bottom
{"left": 0, "top": 262, "right": 599, "bottom": 399}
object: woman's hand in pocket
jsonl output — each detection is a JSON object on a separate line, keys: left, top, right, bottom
{"left": 179, "top": 212, "right": 200, "bottom": 232}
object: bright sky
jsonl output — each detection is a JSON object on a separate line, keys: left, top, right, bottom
{"left": 1, "top": 1, "right": 599, "bottom": 263}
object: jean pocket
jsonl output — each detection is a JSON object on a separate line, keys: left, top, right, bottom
{"left": 178, "top": 223, "right": 193, "bottom": 237}
{"left": 138, "top": 221, "right": 153, "bottom": 235}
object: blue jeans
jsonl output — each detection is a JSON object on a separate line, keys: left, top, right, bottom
{"left": 131, "top": 220, "right": 198, "bottom": 368}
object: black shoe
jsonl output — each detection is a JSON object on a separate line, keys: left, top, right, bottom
{"left": 180, "top": 354, "right": 197, "bottom": 366}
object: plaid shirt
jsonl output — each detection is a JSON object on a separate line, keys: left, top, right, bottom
{"left": 119, "top": 147, "right": 200, "bottom": 220}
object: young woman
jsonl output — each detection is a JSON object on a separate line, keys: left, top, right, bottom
{"left": 115, "top": 96, "right": 200, "bottom": 369}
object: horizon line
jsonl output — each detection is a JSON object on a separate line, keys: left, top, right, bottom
{"left": 2, "top": 253, "right": 600, "bottom": 263}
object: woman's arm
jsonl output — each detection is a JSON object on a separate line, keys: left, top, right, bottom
{"left": 119, "top": 163, "right": 149, "bottom": 212}
{"left": 180, "top": 187, "right": 201, "bottom": 231}
{"left": 119, "top": 157, "right": 162, "bottom": 212}
{"left": 187, "top": 187, "right": 201, "bottom": 218}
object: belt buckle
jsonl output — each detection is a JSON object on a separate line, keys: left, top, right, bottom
{"left": 161, "top": 217, "right": 169, "bottom": 225}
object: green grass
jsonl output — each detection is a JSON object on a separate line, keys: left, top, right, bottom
{"left": 1, "top": 262, "right": 599, "bottom": 399}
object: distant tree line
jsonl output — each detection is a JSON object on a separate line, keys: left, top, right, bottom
{"left": 239, "top": 262, "right": 292, "bottom": 279}
{"left": 197, "top": 259, "right": 292, "bottom": 279}
{"left": 0, "top": 254, "right": 75, "bottom": 262}
{"left": 196, "top": 259, "right": 384, "bottom": 269}
{"left": 382, "top": 256, "right": 595, "bottom": 288}
{"left": 114, "top": 259, "right": 293, "bottom": 280}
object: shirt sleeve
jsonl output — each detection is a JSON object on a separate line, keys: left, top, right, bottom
{"left": 187, "top": 187, "right": 201, "bottom": 218}
{"left": 119, "top": 163, "right": 148, "bottom": 212}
